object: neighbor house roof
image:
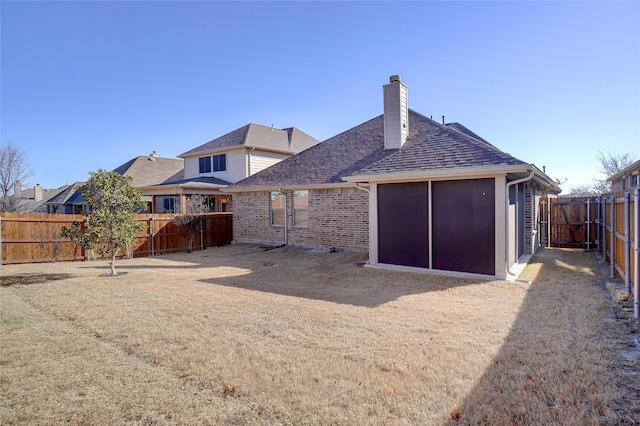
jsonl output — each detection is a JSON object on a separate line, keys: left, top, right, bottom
{"left": 179, "top": 123, "right": 319, "bottom": 157}
{"left": 16, "top": 185, "right": 68, "bottom": 212}
{"left": 44, "top": 182, "right": 86, "bottom": 205}
{"left": 608, "top": 159, "right": 640, "bottom": 182}
{"left": 228, "top": 110, "right": 528, "bottom": 191}
{"left": 112, "top": 153, "right": 184, "bottom": 188}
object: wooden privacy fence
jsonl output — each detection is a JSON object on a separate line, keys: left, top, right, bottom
{"left": 0, "top": 212, "right": 233, "bottom": 265}
{"left": 540, "top": 190, "right": 639, "bottom": 319}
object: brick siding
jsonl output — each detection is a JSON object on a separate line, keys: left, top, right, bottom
{"left": 233, "top": 187, "right": 369, "bottom": 250}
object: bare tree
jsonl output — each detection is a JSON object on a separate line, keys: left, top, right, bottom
{"left": 0, "top": 141, "right": 34, "bottom": 211}
{"left": 171, "top": 195, "right": 212, "bottom": 253}
{"left": 594, "top": 150, "right": 636, "bottom": 194}
{"left": 567, "top": 185, "right": 596, "bottom": 197}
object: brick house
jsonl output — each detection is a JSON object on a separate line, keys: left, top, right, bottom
{"left": 228, "top": 75, "right": 560, "bottom": 279}
{"left": 609, "top": 159, "right": 640, "bottom": 193}
{"left": 141, "top": 124, "right": 319, "bottom": 213}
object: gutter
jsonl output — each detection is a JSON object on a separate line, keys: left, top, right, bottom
{"left": 505, "top": 170, "right": 534, "bottom": 277}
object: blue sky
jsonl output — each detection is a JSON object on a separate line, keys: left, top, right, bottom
{"left": 2, "top": 1, "right": 639, "bottom": 193}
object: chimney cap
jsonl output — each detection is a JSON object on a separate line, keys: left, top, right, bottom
{"left": 389, "top": 75, "right": 401, "bottom": 83}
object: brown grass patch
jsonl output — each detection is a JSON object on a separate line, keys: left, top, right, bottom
{"left": 1, "top": 245, "right": 638, "bottom": 424}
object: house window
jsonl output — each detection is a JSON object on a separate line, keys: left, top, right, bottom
{"left": 199, "top": 156, "right": 212, "bottom": 173}
{"left": 213, "top": 154, "right": 226, "bottom": 172}
{"left": 293, "top": 190, "right": 309, "bottom": 227}
{"left": 163, "top": 197, "right": 176, "bottom": 213}
{"left": 270, "top": 192, "right": 285, "bottom": 226}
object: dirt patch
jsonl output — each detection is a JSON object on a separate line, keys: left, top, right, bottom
{"left": 0, "top": 273, "right": 74, "bottom": 287}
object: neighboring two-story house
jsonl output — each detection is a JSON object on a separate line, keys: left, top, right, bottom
{"left": 140, "top": 124, "right": 319, "bottom": 213}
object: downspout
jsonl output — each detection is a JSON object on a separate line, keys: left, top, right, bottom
{"left": 505, "top": 170, "right": 535, "bottom": 277}
{"left": 353, "top": 183, "right": 370, "bottom": 193}
{"left": 634, "top": 187, "right": 639, "bottom": 319}
{"left": 279, "top": 188, "right": 288, "bottom": 245}
{"left": 247, "top": 147, "right": 255, "bottom": 176}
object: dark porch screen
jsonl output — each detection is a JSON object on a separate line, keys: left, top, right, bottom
{"left": 432, "top": 179, "right": 495, "bottom": 275}
{"left": 377, "top": 182, "right": 429, "bottom": 268}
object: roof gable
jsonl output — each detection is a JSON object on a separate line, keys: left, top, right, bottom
{"left": 179, "top": 123, "right": 319, "bottom": 157}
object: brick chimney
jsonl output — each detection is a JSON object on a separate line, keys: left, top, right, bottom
{"left": 14, "top": 180, "right": 22, "bottom": 197}
{"left": 383, "top": 74, "right": 408, "bottom": 150}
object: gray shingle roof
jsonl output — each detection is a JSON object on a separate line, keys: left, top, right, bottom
{"left": 44, "top": 182, "right": 85, "bottom": 205}
{"left": 355, "top": 110, "right": 525, "bottom": 176}
{"left": 229, "top": 110, "right": 526, "bottom": 190}
{"left": 179, "top": 123, "right": 319, "bottom": 157}
{"left": 112, "top": 155, "right": 184, "bottom": 188}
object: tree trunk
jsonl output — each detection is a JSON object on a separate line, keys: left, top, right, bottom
{"left": 110, "top": 253, "right": 118, "bottom": 275}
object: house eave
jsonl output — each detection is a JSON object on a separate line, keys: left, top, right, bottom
{"left": 608, "top": 159, "right": 640, "bottom": 182}
{"left": 342, "top": 164, "right": 535, "bottom": 184}
{"left": 224, "top": 182, "right": 356, "bottom": 193}
{"left": 180, "top": 145, "right": 294, "bottom": 159}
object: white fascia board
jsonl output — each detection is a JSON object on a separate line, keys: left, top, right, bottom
{"left": 180, "top": 146, "right": 293, "bottom": 159}
{"left": 223, "top": 182, "right": 356, "bottom": 193}
{"left": 343, "top": 164, "right": 532, "bottom": 184}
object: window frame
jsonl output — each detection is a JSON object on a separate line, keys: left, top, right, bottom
{"left": 270, "top": 191, "right": 285, "bottom": 226}
{"left": 293, "top": 190, "right": 309, "bottom": 227}
{"left": 213, "top": 154, "right": 227, "bottom": 172}
{"left": 199, "top": 156, "right": 212, "bottom": 174}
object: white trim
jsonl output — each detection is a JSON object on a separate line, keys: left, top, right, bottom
{"left": 343, "top": 164, "right": 533, "bottom": 183}
{"left": 181, "top": 145, "right": 294, "bottom": 159}
{"left": 495, "top": 175, "right": 507, "bottom": 280}
{"left": 368, "top": 183, "right": 379, "bottom": 265}
{"left": 428, "top": 180, "right": 433, "bottom": 269}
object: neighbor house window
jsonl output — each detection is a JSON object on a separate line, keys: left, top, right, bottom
{"left": 199, "top": 156, "right": 212, "bottom": 173}
{"left": 213, "top": 154, "right": 226, "bottom": 172}
{"left": 293, "top": 190, "right": 309, "bottom": 227}
{"left": 270, "top": 192, "right": 285, "bottom": 226}
{"left": 163, "top": 197, "right": 176, "bottom": 213}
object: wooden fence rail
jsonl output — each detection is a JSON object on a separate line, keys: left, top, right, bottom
{"left": 0, "top": 212, "right": 232, "bottom": 265}
{"left": 541, "top": 189, "right": 639, "bottom": 319}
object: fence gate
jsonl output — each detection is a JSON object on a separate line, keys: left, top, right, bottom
{"left": 543, "top": 197, "right": 599, "bottom": 249}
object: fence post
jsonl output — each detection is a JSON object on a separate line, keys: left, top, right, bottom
{"left": 200, "top": 216, "right": 204, "bottom": 251}
{"left": 151, "top": 217, "right": 155, "bottom": 257}
{"left": 611, "top": 196, "right": 615, "bottom": 278}
{"left": 540, "top": 198, "right": 547, "bottom": 247}
{"left": 586, "top": 198, "right": 591, "bottom": 251}
{"left": 0, "top": 215, "right": 3, "bottom": 266}
{"left": 602, "top": 198, "right": 607, "bottom": 257}
{"left": 625, "top": 192, "right": 631, "bottom": 293}
{"left": 634, "top": 187, "right": 639, "bottom": 320}
{"left": 596, "top": 196, "right": 601, "bottom": 250}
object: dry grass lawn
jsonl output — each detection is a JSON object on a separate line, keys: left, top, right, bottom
{"left": 1, "top": 244, "right": 638, "bottom": 425}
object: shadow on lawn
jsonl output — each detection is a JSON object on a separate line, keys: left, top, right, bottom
{"left": 446, "top": 248, "right": 640, "bottom": 425}
{"left": 205, "top": 246, "right": 485, "bottom": 308}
